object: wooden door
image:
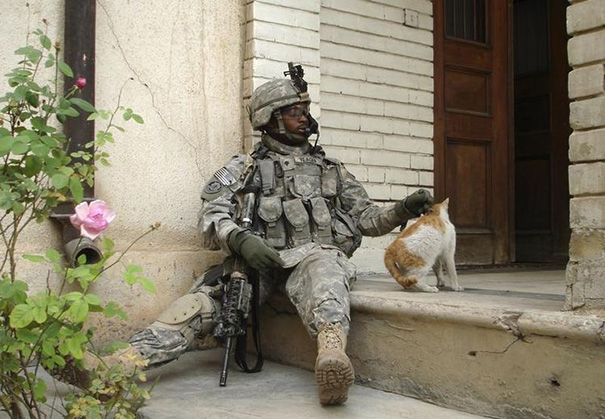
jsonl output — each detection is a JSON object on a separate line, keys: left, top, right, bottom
{"left": 434, "top": 0, "right": 512, "bottom": 264}
{"left": 513, "top": 0, "right": 570, "bottom": 263}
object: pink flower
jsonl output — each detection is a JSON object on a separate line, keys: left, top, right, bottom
{"left": 75, "top": 77, "right": 87, "bottom": 89}
{"left": 70, "top": 200, "right": 115, "bottom": 240}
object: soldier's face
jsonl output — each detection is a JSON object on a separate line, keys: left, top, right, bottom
{"left": 280, "top": 103, "right": 309, "bottom": 143}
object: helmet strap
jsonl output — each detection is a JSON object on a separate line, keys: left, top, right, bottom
{"left": 274, "top": 111, "right": 287, "bottom": 135}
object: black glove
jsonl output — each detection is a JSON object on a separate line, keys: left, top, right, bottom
{"left": 227, "top": 230, "right": 284, "bottom": 270}
{"left": 395, "top": 189, "right": 434, "bottom": 218}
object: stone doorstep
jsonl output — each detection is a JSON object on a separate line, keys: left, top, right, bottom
{"left": 258, "top": 274, "right": 605, "bottom": 419}
{"left": 352, "top": 281, "right": 605, "bottom": 345}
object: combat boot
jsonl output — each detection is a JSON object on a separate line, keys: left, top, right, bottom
{"left": 314, "top": 322, "right": 355, "bottom": 405}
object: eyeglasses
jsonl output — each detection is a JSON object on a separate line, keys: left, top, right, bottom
{"left": 282, "top": 105, "right": 309, "bottom": 119}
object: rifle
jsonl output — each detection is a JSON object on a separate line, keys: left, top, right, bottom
{"left": 214, "top": 187, "right": 263, "bottom": 386}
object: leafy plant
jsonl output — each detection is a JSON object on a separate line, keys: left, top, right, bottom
{"left": 0, "top": 28, "right": 154, "bottom": 418}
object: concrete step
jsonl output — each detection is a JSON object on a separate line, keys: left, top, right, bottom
{"left": 138, "top": 349, "right": 487, "bottom": 419}
{"left": 258, "top": 270, "right": 605, "bottom": 419}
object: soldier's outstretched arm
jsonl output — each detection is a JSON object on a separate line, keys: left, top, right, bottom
{"left": 337, "top": 163, "right": 433, "bottom": 237}
{"left": 198, "top": 154, "right": 251, "bottom": 252}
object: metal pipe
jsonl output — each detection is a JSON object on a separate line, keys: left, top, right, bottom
{"left": 50, "top": 1, "right": 101, "bottom": 267}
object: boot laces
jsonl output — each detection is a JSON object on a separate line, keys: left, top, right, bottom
{"left": 321, "top": 324, "right": 343, "bottom": 350}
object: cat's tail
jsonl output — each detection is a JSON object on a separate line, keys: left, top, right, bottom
{"left": 384, "top": 248, "right": 418, "bottom": 287}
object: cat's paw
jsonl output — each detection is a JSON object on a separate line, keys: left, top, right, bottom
{"left": 451, "top": 284, "right": 464, "bottom": 292}
{"left": 412, "top": 284, "right": 439, "bottom": 293}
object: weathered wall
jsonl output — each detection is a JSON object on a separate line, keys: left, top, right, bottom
{"left": 0, "top": 1, "right": 246, "bottom": 342}
{"left": 565, "top": 0, "right": 605, "bottom": 311}
{"left": 319, "top": 0, "right": 434, "bottom": 273}
{"left": 91, "top": 0, "right": 246, "bottom": 341}
{"left": 0, "top": 2, "right": 66, "bottom": 292}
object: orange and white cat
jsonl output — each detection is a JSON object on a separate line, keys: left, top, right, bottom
{"left": 384, "top": 198, "right": 463, "bottom": 293}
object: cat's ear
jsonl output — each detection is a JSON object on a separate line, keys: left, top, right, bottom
{"left": 443, "top": 197, "right": 450, "bottom": 207}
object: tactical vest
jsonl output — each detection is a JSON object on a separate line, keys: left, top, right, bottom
{"left": 248, "top": 146, "right": 361, "bottom": 256}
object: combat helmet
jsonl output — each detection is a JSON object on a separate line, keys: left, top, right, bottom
{"left": 247, "top": 79, "right": 310, "bottom": 131}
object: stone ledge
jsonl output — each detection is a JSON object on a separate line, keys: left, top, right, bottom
{"left": 259, "top": 272, "right": 605, "bottom": 418}
{"left": 351, "top": 288, "right": 605, "bottom": 344}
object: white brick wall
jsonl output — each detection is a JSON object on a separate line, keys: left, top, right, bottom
{"left": 243, "top": 0, "right": 321, "bottom": 150}
{"left": 320, "top": 0, "right": 434, "bottom": 209}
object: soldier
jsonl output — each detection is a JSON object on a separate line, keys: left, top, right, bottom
{"left": 107, "top": 70, "right": 433, "bottom": 406}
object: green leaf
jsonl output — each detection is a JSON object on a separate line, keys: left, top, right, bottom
{"left": 132, "top": 113, "right": 144, "bottom": 124}
{"left": 70, "top": 98, "right": 96, "bottom": 113}
{"left": 11, "top": 141, "right": 29, "bottom": 155}
{"left": 27, "top": 49, "right": 42, "bottom": 63}
{"left": 76, "top": 253, "right": 87, "bottom": 265}
{"left": 57, "top": 107, "right": 79, "bottom": 117}
{"left": 33, "top": 307, "right": 47, "bottom": 324}
{"left": 85, "top": 294, "right": 101, "bottom": 305}
{"left": 51, "top": 173, "right": 69, "bottom": 189}
{"left": 66, "top": 337, "right": 83, "bottom": 359}
{"left": 45, "top": 248, "right": 60, "bottom": 262}
{"left": 30, "top": 142, "right": 50, "bottom": 157}
{"left": 52, "top": 354, "right": 65, "bottom": 367}
{"left": 14, "top": 85, "right": 29, "bottom": 101}
{"left": 12, "top": 202, "right": 25, "bottom": 215}
{"left": 0, "top": 136, "right": 13, "bottom": 156}
{"left": 123, "top": 272, "right": 138, "bottom": 285}
{"left": 69, "top": 299, "right": 89, "bottom": 323}
{"left": 127, "top": 265, "right": 143, "bottom": 274}
{"left": 25, "top": 91, "right": 39, "bottom": 107}
{"left": 138, "top": 278, "right": 156, "bottom": 294}
{"left": 69, "top": 176, "right": 84, "bottom": 203}
{"left": 63, "top": 292, "right": 83, "bottom": 301}
{"left": 0, "top": 279, "right": 29, "bottom": 299}
{"left": 42, "top": 340, "right": 55, "bottom": 356}
{"left": 10, "top": 304, "right": 35, "bottom": 328}
{"left": 16, "top": 329, "right": 39, "bottom": 344}
{"left": 33, "top": 379, "right": 46, "bottom": 402}
{"left": 104, "top": 301, "right": 128, "bottom": 320}
{"left": 0, "top": 191, "right": 16, "bottom": 210}
{"left": 24, "top": 155, "right": 43, "bottom": 176}
{"left": 102, "top": 236, "right": 115, "bottom": 252}
{"left": 22, "top": 254, "right": 45, "bottom": 263}
{"left": 58, "top": 61, "right": 74, "bottom": 78}
{"left": 40, "top": 34, "right": 51, "bottom": 50}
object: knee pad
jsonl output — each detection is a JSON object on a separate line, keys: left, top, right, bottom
{"left": 151, "top": 291, "right": 219, "bottom": 342}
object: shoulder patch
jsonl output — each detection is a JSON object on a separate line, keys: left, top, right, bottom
{"left": 214, "top": 167, "right": 237, "bottom": 186}
{"left": 201, "top": 176, "right": 227, "bottom": 201}
{"left": 205, "top": 180, "right": 222, "bottom": 194}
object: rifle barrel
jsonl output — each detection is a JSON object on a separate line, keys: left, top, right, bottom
{"left": 219, "top": 336, "right": 234, "bottom": 386}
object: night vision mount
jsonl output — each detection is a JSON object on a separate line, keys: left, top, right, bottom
{"left": 283, "top": 62, "right": 308, "bottom": 93}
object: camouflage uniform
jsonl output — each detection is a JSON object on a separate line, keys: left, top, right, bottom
{"left": 128, "top": 77, "right": 416, "bottom": 369}
{"left": 128, "top": 132, "right": 410, "bottom": 367}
